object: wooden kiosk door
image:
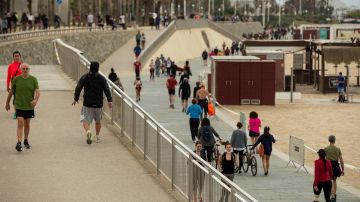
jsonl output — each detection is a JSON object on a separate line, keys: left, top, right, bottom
{"left": 250, "top": 62, "right": 262, "bottom": 102}
{"left": 216, "top": 62, "right": 239, "bottom": 105}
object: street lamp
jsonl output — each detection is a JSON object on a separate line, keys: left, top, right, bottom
{"left": 200, "top": 6, "right": 204, "bottom": 17}
{"left": 192, "top": 4, "right": 195, "bottom": 14}
{"left": 266, "top": 1, "right": 271, "bottom": 23}
{"left": 218, "top": 7, "right": 221, "bottom": 17}
{"left": 278, "top": 7, "right": 285, "bottom": 26}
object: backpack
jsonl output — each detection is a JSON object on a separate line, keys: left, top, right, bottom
{"left": 202, "top": 126, "right": 212, "bottom": 142}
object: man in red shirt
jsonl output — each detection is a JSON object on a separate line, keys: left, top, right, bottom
{"left": 166, "top": 75, "right": 177, "bottom": 108}
{"left": 7, "top": 51, "right": 22, "bottom": 92}
{"left": 133, "top": 59, "right": 141, "bottom": 78}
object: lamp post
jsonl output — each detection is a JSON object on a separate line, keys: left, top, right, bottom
{"left": 262, "top": 0, "right": 265, "bottom": 27}
{"left": 218, "top": 7, "right": 221, "bottom": 17}
{"left": 184, "top": 0, "right": 187, "bottom": 18}
{"left": 266, "top": 1, "right": 271, "bottom": 23}
{"left": 234, "top": 0, "right": 237, "bottom": 16}
{"left": 200, "top": 6, "right": 204, "bottom": 17}
{"left": 208, "top": 0, "right": 211, "bottom": 18}
{"left": 278, "top": 7, "right": 284, "bottom": 26}
{"left": 222, "top": 0, "right": 225, "bottom": 17}
{"left": 192, "top": 4, "right": 195, "bottom": 14}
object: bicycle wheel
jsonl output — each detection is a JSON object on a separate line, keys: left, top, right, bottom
{"left": 242, "top": 153, "right": 250, "bottom": 173}
{"left": 251, "top": 156, "right": 257, "bottom": 176}
{"left": 213, "top": 148, "right": 219, "bottom": 168}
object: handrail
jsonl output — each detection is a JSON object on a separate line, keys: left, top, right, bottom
{"left": 53, "top": 37, "right": 257, "bottom": 202}
{"left": 0, "top": 26, "right": 120, "bottom": 43}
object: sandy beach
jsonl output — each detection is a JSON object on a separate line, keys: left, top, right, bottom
{"left": 223, "top": 92, "right": 360, "bottom": 189}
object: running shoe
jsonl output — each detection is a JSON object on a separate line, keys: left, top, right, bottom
{"left": 24, "top": 139, "right": 31, "bottom": 149}
{"left": 95, "top": 135, "right": 101, "bottom": 143}
{"left": 15, "top": 142, "right": 22, "bottom": 152}
{"left": 86, "top": 131, "right": 92, "bottom": 144}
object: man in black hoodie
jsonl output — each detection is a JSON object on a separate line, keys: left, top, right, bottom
{"left": 72, "top": 62, "right": 112, "bottom": 144}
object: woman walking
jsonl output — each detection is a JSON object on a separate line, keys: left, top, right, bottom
{"left": 149, "top": 59, "right": 155, "bottom": 81}
{"left": 183, "top": 60, "right": 192, "bottom": 76}
{"left": 197, "top": 118, "right": 221, "bottom": 163}
{"left": 250, "top": 126, "right": 275, "bottom": 175}
{"left": 230, "top": 122, "right": 247, "bottom": 173}
{"left": 179, "top": 78, "right": 191, "bottom": 112}
{"left": 248, "top": 111, "right": 261, "bottom": 144}
{"left": 187, "top": 99, "right": 202, "bottom": 142}
{"left": 313, "top": 149, "right": 333, "bottom": 202}
{"left": 134, "top": 77, "right": 142, "bottom": 102}
{"left": 218, "top": 142, "right": 238, "bottom": 202}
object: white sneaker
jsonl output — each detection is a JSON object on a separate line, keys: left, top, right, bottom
{"left": 95, "top": 135, "right": 101, "bottom": 143}
{"left": 86, "top": 130, "right": 92, "bottom": 144}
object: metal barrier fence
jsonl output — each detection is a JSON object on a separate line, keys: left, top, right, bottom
{"left": 53, "top": 38, "right": 257, "bottom": 202}
{"left": 0, "top": 26, "right": 114, "bottom": 43}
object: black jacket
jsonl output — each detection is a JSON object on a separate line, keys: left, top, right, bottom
{"left": 74, "top": 73, "right": 112, "bottom": 108}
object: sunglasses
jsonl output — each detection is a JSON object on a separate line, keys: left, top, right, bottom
{"left": 22, "top": 68, "right": 30, "bottom": 70}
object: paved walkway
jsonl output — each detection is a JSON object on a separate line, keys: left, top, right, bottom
{"left": 0, "top": 47, "right": 177, "bottom": 201}
{"left": 103, "top": 41, "right": 360, "bottom": 202}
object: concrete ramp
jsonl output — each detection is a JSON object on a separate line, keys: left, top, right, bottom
{"left": 145, "top": 28, "right": 233, "bottom": 68}
{"left": 0, "top": 65, "right": 74, "bottom": 91}
{"left": 214, "top": 21, "right": 263, "bottom": 38}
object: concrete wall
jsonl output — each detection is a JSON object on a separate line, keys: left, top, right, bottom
{"left": 0, "top": 30, "right": 136, "bottom": 65}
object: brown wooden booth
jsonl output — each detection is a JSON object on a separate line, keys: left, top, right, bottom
{"left": 210, "top": 56, "right": 276, "bottom": 106}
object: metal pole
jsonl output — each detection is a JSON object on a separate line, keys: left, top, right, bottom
{"left": 187, "top": 154, "right": 193, "bottom": 202}
{"left": 171, "top": 139, "right": 175, "bottom": 190}
{"left": 234, "top": 0, "right": 236, "bottom": 16}
{"left": 299, "top": 0, "right": 302, "bottom": 15}
{"left": 132, "top": 106, "right": 136, "bottom": 146}
{"left": 262, "top": 0, "right": 265, "bottom": 27}
{"left": 212, "top": 0, "right": 214, "bottom": 16}
{"left": 156, "top": 127, "right": 161, "bottom": 175}
{"left": 222, "top": 0, "right": 224, "bottom": 17}
{"left": 290, "top": 67, "right": 294, "bottom": 103}
{"left": 346, "top": 65, "right": 349, "bottom": 102}
{"left": 208, "top": 171, "right": 213, "bottom": 202}
{"left": 143, "top": 116, "right": 148, "bottom": 160}
{"left": 184, "top": 0, "right": 186, "bottom": 18}
{"left": 266, "top": 2, "right": 270, "bottom": 24}
{"left": 120, "top": 98, "right": 125, "bottom": 136}
{"left": 208, "top": 0, "right": 211, "bottom": 17}
{"left": 278, "top": 7, "right": 281, "bottom": 26}
{"left": 111, "top": 90, "right": 115, "bottom": 124}
{"left": 99, "top": 0, "right": 101, "bottom": 15}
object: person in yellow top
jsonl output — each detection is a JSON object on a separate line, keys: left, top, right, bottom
{"left": 324, "top": 135, "right": 344, "bottom": 202}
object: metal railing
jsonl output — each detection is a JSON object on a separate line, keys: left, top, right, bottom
{"left": 53, "top": 38, "right": 257, "bottom": 202}
{"left": 0, "top": 26, "right": 119, "bottom": 43}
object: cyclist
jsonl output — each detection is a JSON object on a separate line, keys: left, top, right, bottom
{"left": 197, "top": 118, "right": 221, "bottom": 163}
{"left": 230, "top": 122, "right": 247, "bottom": 173}
{"left": 250, "top": 126, "right": 275, "bottom": 175}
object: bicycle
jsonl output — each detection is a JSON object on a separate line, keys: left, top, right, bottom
{"left": 242, "top": 145, "right": 257, "bottom": 176}
{"left": 208, "top": 139, "right": 225, "bottom": 169}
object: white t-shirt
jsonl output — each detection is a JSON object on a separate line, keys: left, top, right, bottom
{"left": 87, "top": 14, "right": 94, "bottom": 23}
